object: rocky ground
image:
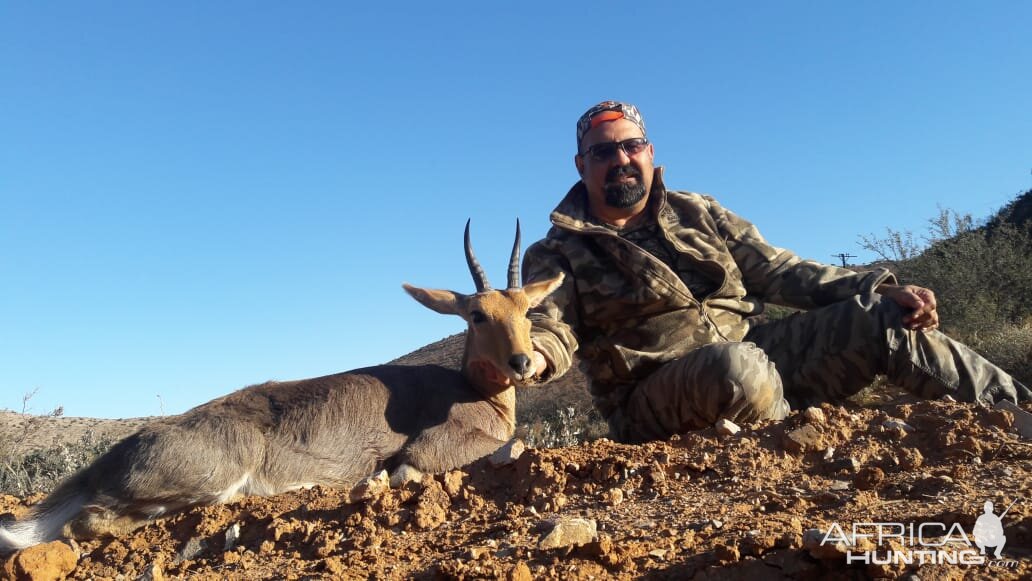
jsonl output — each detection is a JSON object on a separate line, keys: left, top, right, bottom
{"left": 2, "top": 397, "right": 1030, "bottom": 580}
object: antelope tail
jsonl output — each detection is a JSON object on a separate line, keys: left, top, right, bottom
{"left": 0, "top": 473, "right": 90, "bottom": 554}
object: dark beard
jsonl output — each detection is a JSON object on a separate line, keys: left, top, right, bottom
{"left": 603, "top": 165, "right": 646, "bottom": 208}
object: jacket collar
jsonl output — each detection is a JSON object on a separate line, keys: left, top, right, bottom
{"left": 550, "top": 167, "right": 669, "bottom": 233}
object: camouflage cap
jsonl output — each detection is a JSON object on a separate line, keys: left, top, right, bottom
{"left": 576, "top": 101, "right": 647, "bottom": 149}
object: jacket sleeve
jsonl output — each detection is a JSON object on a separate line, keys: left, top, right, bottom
{"left": 522, "top": 241, "right": 580, "bottom": 382}
{"left": 706, "top": 196, "right": 897, "bottom": 309}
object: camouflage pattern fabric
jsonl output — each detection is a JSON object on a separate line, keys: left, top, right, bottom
{"left": 619, "top": 342, "right": 790, "bottom": 443}
{"left": 524, "top": 168, "right": 1030, "bottom": 442}
{"left": 576, "top": 101, "right": 647, "bottom": 147}
{"left": 618, "top": 293, "right": 1031, "bottom": 443}
{"left": 746, "top": 292, "right": 1030, "bottom": 408}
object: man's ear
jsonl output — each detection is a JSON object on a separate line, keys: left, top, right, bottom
{"left": 523, "top": 273, "right": 565, "bottom": 308}
{"left": 403, "top": 284, "right": 467, "bottom": 315}
{"left": 574, "top": 152, "right": 585, "bottom": 177}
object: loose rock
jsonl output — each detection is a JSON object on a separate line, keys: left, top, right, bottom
{"left": 175, "top": 537, "right": 205, "bottom": 564}
{"left": 783, "top": 425, "right": 824, "bottom": 454}
{"left": 882, "top": 418, "right": 915, "bottom": 433}
{"left": 1, "top": 541, "right": 78, "bottom": 581}
{"left": 803, "top": 528, "right": 847, "bottom": 560}
{"left": 490, "top": 439, "right": 526, "bottom": 467}
{"left": 602, "top": 487, "right": 624, "bottom": 506}
{"left": 996, "top": 400, "right": 1032, "bottom": 439}
{"left": 223, "top": 522, "right": 241, "bottom": 551}
{"left": 507, "top": 561, "right": 532, "bottom": 581}
{"left": 350, "top": 469, "right": 390, "bottom": 503}
{"left": 825, "top": 456, "right": 860, "bottom": 474}
{"left": 804, "top": 407, "right": 826, "bottom": 425}
{"left": 716, "top": 419, "right": 741, "bottom": 436}
{"left": 854, "top": 466, "right": 885, "bottom": 491}
{"left": 537, "top": 517, "right": 598, "bottom": 550}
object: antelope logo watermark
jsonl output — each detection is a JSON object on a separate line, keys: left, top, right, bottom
{"left": 817, "top": 499, "right": 1020, "bottom": 569}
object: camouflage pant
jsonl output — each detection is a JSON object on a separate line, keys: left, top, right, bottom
{"left": 619, "top": 292, "right": 1031, "bottom": 443}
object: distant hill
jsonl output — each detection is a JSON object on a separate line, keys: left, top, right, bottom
{"left": 987, "top": 188, "right": 1032, "bottom": 230}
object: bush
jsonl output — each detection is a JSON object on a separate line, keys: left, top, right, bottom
{"left": 516, "top": 406, "right": 609, "bottom": 449}
{"left": 0, "top": 424, "right": 115, "bottom": 497}
{"left": 515, "top": 382, "right": 608, "bottom": 448}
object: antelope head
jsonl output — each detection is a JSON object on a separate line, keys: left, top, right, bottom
{"left": 404, "top": 220, "right": 564, "bottom": 387}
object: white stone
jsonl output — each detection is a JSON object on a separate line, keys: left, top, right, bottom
{"left": 223, "top": 522, "right": 241, "bottom": 551}
{"left": 489, "top": 438, "right": 526, "bottom": 467}
{"left": 715, "top": 419, "right": 741, "bottom": 436}
{"left": 803, "top": 528, "right": 847, "bottom": 560}
{"left": 882, "top": 418, "right": 916, "bottom": 433}
{"left": 349, "top": 469, "right": 390, "bottom": 503}
{"left": 804, "top": 407, "right": 826, "bottom": 425}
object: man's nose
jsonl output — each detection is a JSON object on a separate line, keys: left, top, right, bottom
{"left": 611, "top": 147, "right": 632, "bottom": 164}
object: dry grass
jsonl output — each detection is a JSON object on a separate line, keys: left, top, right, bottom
{"left": 961, "top": 320, "right": 1032, "bottom": 386}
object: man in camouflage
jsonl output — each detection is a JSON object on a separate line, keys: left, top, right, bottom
{"left": 475, "top": 100, "right": 1031, "bottom": 443}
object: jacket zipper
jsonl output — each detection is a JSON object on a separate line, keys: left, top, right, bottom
{"left": 556, "top": 215, "right": 731, "bottom": 342}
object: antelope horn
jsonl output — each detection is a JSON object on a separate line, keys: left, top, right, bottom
{"left": 464, "top": 219, "right": 491, "bottom": 292}
{"left": 507, "top": 218, "right": 522, "bottom": 289}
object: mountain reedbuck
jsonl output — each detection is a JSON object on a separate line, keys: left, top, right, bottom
{"left": 0, "top": 220, "right": 564, "bottom": 553}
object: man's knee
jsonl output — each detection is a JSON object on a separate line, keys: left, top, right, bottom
{"left": 712, "top": 342, "right": 777, "bottom": 391}
{"left": 620, "top": 342, "right": 789, "bottom": 443}
{"left": 703, "top": 342, "right": 788, "bottom": 422}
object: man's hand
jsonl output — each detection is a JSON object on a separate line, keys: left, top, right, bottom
{"left": 876, "top": 283, "right": 939, "bottom": 332}
{"left": 531, "top": 350, "right": 548, "bottom": 378}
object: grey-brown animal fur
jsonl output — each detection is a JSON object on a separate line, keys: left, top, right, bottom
{"left": 0, "top": 221, "right": 564, "bottom": 553}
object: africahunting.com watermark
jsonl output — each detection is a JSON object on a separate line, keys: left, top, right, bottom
{"left": 817, "top": 499, "right": 1021, "bottom": 569}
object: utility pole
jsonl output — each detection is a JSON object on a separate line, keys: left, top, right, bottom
{"left": 832, "top": 253, "right": 856, "bottom": 267}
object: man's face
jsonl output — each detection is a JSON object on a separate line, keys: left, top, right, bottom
{"left": 575, "top": 118, "right": 655, "bottom": 213}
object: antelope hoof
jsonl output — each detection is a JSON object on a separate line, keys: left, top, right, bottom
{"left": 389, "top": 464, "right": 423, "bottom": 488}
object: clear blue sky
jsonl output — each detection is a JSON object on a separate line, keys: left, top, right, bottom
{"left": 2, "top": 2, "right": 1029, "bottom": 418}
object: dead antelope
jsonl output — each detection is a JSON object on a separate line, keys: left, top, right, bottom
{"left": 0, "top": 220, "right": 564, "bottom": 553}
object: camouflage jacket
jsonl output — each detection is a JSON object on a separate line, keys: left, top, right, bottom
{"left": 523, "top": 168, "right": 896, "bottom": 421}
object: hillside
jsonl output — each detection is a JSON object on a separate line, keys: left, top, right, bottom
{"left": 987, "top": 188, "right": 1032, "bottom": 230}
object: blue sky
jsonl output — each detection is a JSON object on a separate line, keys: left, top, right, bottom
{"left": 2, "top": 2, "right": 1029, "bottom": 418}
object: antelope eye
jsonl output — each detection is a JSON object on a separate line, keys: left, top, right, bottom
{"left": 470, "top": 310, "right": 487, "bottom": 324}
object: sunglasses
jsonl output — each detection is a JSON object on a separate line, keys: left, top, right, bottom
{"left": 580, "top": 137, "right": 649, "bottom": 161}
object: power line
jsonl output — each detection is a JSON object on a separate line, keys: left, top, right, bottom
{"left": 832, "top": 253, "right": 856, "bottom": 267}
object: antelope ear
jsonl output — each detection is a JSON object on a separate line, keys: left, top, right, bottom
{"left": 523, "top": 273, "right": 565, "bottom": 308}
{"left": 403, "top": 284, "right": 468, "bottom": 315}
